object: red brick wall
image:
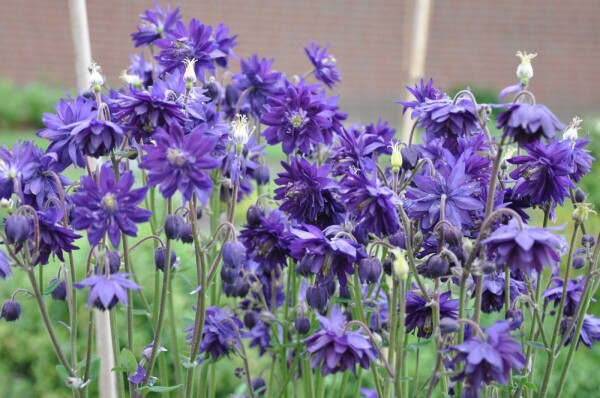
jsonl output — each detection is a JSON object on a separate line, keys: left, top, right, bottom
{"left": 1, "top": 0, "right": 599, "bottom": 123}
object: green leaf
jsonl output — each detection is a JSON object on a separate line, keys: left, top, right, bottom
{"left": 524, "top": 341, "right": 546, "bottom": 351}
{"left": 120, "top": 348, "right": 137, "bottom": 373}
{"left": 111, "top": 366, "right": 130, "bottom": 373}
{"left": 524, "top": 382, "right": 538, "bottom": 392}
{"left": 43, "top": 278, "right": 63, "bottom": 295}
{"left": 89, "top": 357, "right": 100, "bottom": 380}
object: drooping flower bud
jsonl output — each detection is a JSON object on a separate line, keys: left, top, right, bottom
{"left": 439, "top": 317, "right": 460, "bottom": 334}
{"left": 4, "top": 215, "right": 31, "bottom": 245}
{"left": 181, "top": 223, "right": 194, "bottom": 244}
{"left": 306, "top": 284, "right": 329, "bottom": 313}
{"left": 574, "top": 188, "right": 586, "bottom": 204}
{"left": 358, "top": 257, "right": 382, "bottom": 284}
{"left": 295, "top": 316, "right": 311, "bottom": 334}
{"left": 572, "top": 256, "right": 586, "bottom": 270}
{"left": 443, "top": 225, "right": 463, "bottom": 247}
{"left": 383, "top": 258, "right": 392, "bottom": 276}
{"left": 49, "top": 278, "right": 67, "bottom": 301}
{"left": 246, "top": 205, "right": 263, "bottom": 227}
{"left": 243, "top": 311, "right": 258, "bottom": 329}
{"left": 515, "top": 51, "right": 537, "bottom": 84}
{"left": 164, "top": 214, "right": 185, "bottom": 240}
{"left": 424, "top": 254, "right": 449, "bottom": 278}
{"left": 154, "top": 247, "right": 177, "bottom": 272}
{"left": 220, "top": 264, "right": 238, "bottom": 284}
{"left": 254, "top": 165, "right": 270, "bottom": 186}
{"left": 401, "top": 145, "right": 420, "bottom": 171}
{"left": 222, "top": 241, "right": 247, "bottom": 268}
{"left": 252, "top": 378, "right": 267, "bottom": 396}
{"left": 1, "top": 299, "right": 21, "bottom": 321}
{"left": 230, "top": 278, "right": 249, "bottom": 297}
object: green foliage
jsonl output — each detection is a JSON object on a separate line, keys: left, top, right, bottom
{"left": 0, "top": 80, "right": 64, "bottom": 129}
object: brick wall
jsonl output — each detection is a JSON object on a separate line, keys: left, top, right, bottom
{"left": 0, "top": 0, "right": 598, "bottom": 124}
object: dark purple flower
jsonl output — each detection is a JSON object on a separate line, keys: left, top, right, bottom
{"left": 154, "top": 18, "right": 223, "bottom": 79}
{"left": 245, "top": 320, "right": 272, "bottom": 356}
{"left": 22, "top": 152, "right": 71, "bottom": 209}
{"left": 412, "top": 97, "right": 480, "bottom": 139}
{"left": 0, "top": 249, "right": 12, "bottom": 279}
{"left": 49, "top": 277, "right": 67, "bottom": 301}
{"left": 396, "top": 78, "right": 445, "bottom": 115}
{"left": 543, "top": 276, "right": 589, "bottom": 317}
{"left": 239, "top": 209, "right": 290, "bottom": 272}
{"left": 71, "top": 111, "right": 124, "bottom": 158}
{"left": 477, "top": 272, "right": 526, "bottom": 314}
{"left": 274, "top": 156, "right": 344, "bottom": 227}
{"left": 496, "top": 102, "right": 563, "bottom": 144}
{"left": 115, "top": 73, "right": 186, "bottom": 142}
{"left": 405, "top": 157, "right": 483, "bottom": 232}
{"left": 36, "top": 96, "right": 95, "bottom": 169}
{"left": 131, "top": 3, "right": 181, "bottom": 47}
{"left": 561, "top": 314, "right": 600, "bottom": 349}
{"left": 186, "top": 306, "right": 242, "bottom": 361}
{"left": 74, "top": 273, "right": 140, "bottom": 311}
{"left": 304, "top": 41, "right": 341, "bottom": 88}
{"left": 566, "top": 137, "right": 594, "bottom": 182}
{"left": 447, "top": 320, "right": 525, "bottom": 397}
{"left": 289, "top": 224, "right": 365, "bottom": 288}
{"left": 508, "top": 139, "right": 574, "bottom": 207}
{"left": 340, "top": 170, "right": 401, "bottom": 238}
{"left": 71, "top": 163, "right": 151, "bottom": 247}
{"left": 1, "top": 299, "right": 21, "bottom": 321}
{"left": 405, "top": 290, "right": 458, "bottom": 339}
{"left": 36, "top": 206, "right": 81, "bottom": 265}
{"left": 233, "top": 55, "right": 282, "bottom": 119}
{"left": 128, "top": 363, "right": 147, "bottom": 385}
{"left": 214, "top": 23, "right": 237, "bottom": 68}
{"left": 482, "top": 218, "right": 566, "bottom": 277}
{"left": 262, "top": 79, "right": 332, "bottom": 155}
{"left": 0, "top": 141, "right": 39, "bottom": 199}
{"left": 303, "top": 305, "right": 377, "bottom": 376}
{"left": 140, "top": 123, "right": 219, "bottom": 202}
{"left": 125, "top": 53, "right": 154, "bottom": 88}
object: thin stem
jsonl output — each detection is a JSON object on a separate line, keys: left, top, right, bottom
{"left": 109, "top": 311, "right": 125, "bottom": 398}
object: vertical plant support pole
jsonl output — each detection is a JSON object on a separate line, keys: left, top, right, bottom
{"left": 68, "top": 1, "right": 117, "bottom": 397}
{"left": 400, "top": 0, "right": 433, "bottom": 142}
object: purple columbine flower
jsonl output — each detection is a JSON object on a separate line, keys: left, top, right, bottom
{"left": 154, "top": 18, "right": 223, "bottom": 79}
{"left": 477, "top": 272, "right": 526, "bottom": 314}
{"left": 447, "top": 320, "right": 525, "bottom": 397}
{"left": 340, "top": 170, "right": 401, "bottom": 238}
{"left": 36, "top": 206, "right": 81, "bottom": 266}
{"left": 566, "top": 137, "right": 594, "bottom": 183}
{"left": 128, "top": 363, "right": 147, "bottom": 385}
{"left": 245, "top": 320, "right": 272, "bottom": 356}
{"left": 405, "top": 157, "right": 483, "bottom": 232}
{"left": 496, "top": 102, "right": 564, "bottom": 144}
{"left": 36, "top": 96, "right": 95, "bottom": 169}
{"left": 405, "top": 290, "right": 458, "bottom": 339}
{"left": 71, "top": 163, "right": 151, "bottom": 247}
{"left": 508, "top": 139, "right": 574, "bottom": 207}
{"left": 186, "top": 306, "right": 242, "bottom": 361}
{"left": 543, "top": 276, "right": 589, "bottom": 317}
{"left": 303, "top": 305, "right": 377, "bottom": 376}
{"left": 239, "top": 208, "right": 291, "bottom": 272}
{"left": 482, "top": 218, "right": 566, "bottom": 277}
{"left": 560, "top": 314, "right": 600, "bottom": 349}
{"left": 131, "top": 3, "right": 181, "bottom": 47}
{"left": 396, "top": 78, "right": 446, "bottom": 115}
{"left": 22, "top": 152, "right": 71, "bottom": 210}
{"left": 304, "top": 40, "right": 341, "bottom": 88}
{"left": 115, "top": 72, "right": 186, "bottom": 142}
{"left": 70, "top": 108, "right": 124, "bottom": 158}
{"left": 0, "top": 141, "right": 39, "bottom": 200}
{"left": 289, "top": 224, "right": 365, "bottom": 289}
{"left": 411, "top": 97, "right": 480, "bottom": 139}
{"left": 140, "top": 123, "right": 219, "bottom": 202}
{"left": 261, "top": 79, "right": 332, "bottom": 154}
{"left": 214, "top": 23, "right": 237, "bottom": 68}
{"left": 233, "top": 55, "right": 283, "bottom": 119}
{"left": 274, "top": 156, "right": 344, "bottom": 228}
{"left": 0, "top": 249, "right": 12, "bottom": 279}
{"left": 74, "top": 272, "right": 141, "bottom": 311}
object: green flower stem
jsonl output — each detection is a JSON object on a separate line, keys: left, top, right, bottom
{"left": 121, "top": 234, "right": 134, "bottom": 351}
{"left": 109, "top": 311, "right": 125, "bottom": 398}
{"left": 143, "top": 198, "right": 173, "bottom": 386}
{"left": 395, "top": 279, "right": 407, "bottom": 398}
{"left": 538, "top": 222, "right": 580, "bottom": 398}
{"left": 384, "top": 277, "right": 399, "bottom": 398}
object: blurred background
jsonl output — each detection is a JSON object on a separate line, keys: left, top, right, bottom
{"left": 1, "top": 1, "right": 600, "bottom": 397}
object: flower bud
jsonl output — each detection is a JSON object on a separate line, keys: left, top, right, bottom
{"left": 572, "top": 256, "right": 586, "bottom": 270}
{"left": 231, "top": 278, "right": 249, "bottom": 297}
{"left": 582, "top": 234, "right": 596, "bottom": 247}
{"left": 5, "top": 215, "right": 31, "bottom": 244}
{"left": 220, "top": 264, "right": 238, "bottom": 284}
{"left": 388, "top": 231, "right": 406, "bottom": 248}
{"left": 246, "top": 205, "right": 263, "bottom": 227}
{"left": 505, "top": 308, "right": 524, "bottom": 331}
{"left": 222, "top": 241, "right": 247, "bottom": 268}
{"left": 515, "top": 51, "right": 537, "bottom": 84}
{"left": 401, "top": 145, "right": 419, "bottom": 171}
{"left": 254, "top": 165, "right": 270, "bottom": 186}
{"left": 154, "top": 247, "right": 177, "bottom": 272}
{"left": 383, "top": 258, "right": 392, "bottom": 276}
{"left": 482, "top": 261, "right": 497, "bottom": 275}
{"left": 180, "top": 223, "right": 194, "bottom": 244}
{"left": 296, "top": 255, "right": 315, "bottom": 277}
{"left": 295, "top": 316, "right": 311, "bottom": 334}
{"left": 203, "top": 77, "right": 223, "bottom": 103}
{"left": 425, "top": 254, "right": 449, "bottom": 278}
{"left": 574, "top": 188, "right": 586, "bottom": 204}
{"left": 49, "top": 277, "right": 67, "bottom": 301}
{"left": 358, "top": 257, "right": 382, "bottom": 284}
{"left": 443, "top": 225, "right": 463, "bottom": 247}
{"left": 1, "top": 299, "right": 21, "bottom": 321}
{"left": 164, "top": 214, "right": 185, "bottom": 240}
{"left": 252, "top": 378, "right": 267, "bottom": 396}
{"left": 243, "top": 311, "right": 258, "bottom": 329}
{"left": 390, "top": 141, "right": 403, "bottom": 173}
{"left": 306, "top": 285, "right": 329, "bottom": 313}
{"left": 439, "top": 317, "right": 459, "bottom": 335}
